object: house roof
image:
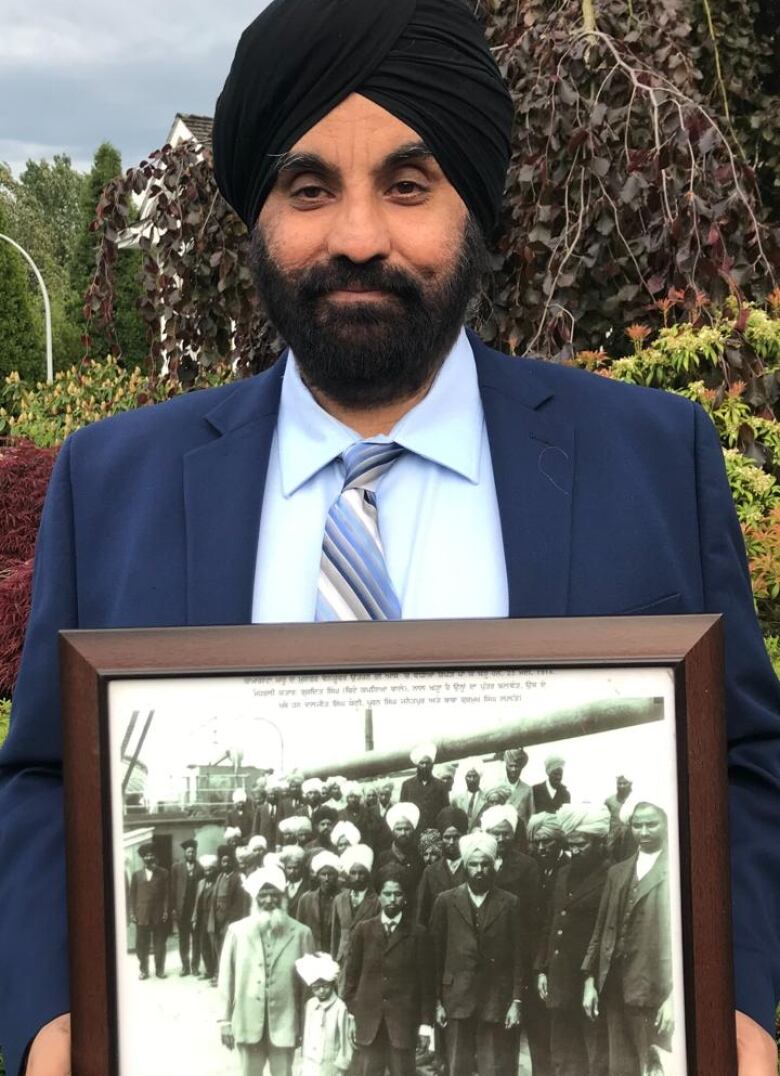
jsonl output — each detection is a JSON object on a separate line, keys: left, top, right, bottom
{"left": 170, "top": 113, "right": 214, "bottom": 147}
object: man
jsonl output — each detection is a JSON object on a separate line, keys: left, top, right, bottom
{"left": 251, "top": 777, "right": 278, "bottom": 846}
{"left": 536, "top": 804, "right": 611, "bottom": 1076}
{"left": 372, "top": 781, "right": 396, "bottom": 853}
{"left": 324, "top": 776, "right": 347, "bottom": 812}
{"left": 416, "top": 806, "right": 467, "bottom": 927}
{"left": 228, "top": 788, "right": 255, "bottom": 840}
{"left": 311, "top": 804, "right": 339, "bottom": 853}
{"left": 502, "top": 748, "right": 534, "bottom": 825}
{"left": 451, "top": 759, "right": 486, "bottom": 831}
{"left": 170, "top": 838, "right": 205, "bottom": 976}
{"left": 344, "top": 867, "right": 434, "bottom": 1076}
{"left": 533, "top": 755, "right": 571, "bottom": 814}
{"left": 582, "top": 802, "right": 673, "bottom": 1076}
{"left": 605, "top": 775, "right": 634, "bottom": 863}
{"left": 214, "top": 844, "right": 247, "bottom": 965}
{"left": 400, "top": 744, "right": 449, "bottom": 833}
{"left": 302, "top": 778, "right": 325, "bottom": 817}
{"left": 193, "top": 853, "right": 219, "bottom": 984}
{"left": 2, "top": 1, "right": 777, "bottom": 1072}
{"left": 375, "top": 803, "right": 424, "bottom": 896}
{"left": 128, "top": 842, "right": 170, "bottom": 981}
{"left": 297, "top": 850, "right": 342, "bottom": 952}
{"left": 219, "top": 865, "right": 315, "bottom": 1076}
{"left": 246, "top": 834, "right": 267, "bottom": 874}
{"left": 437, "top": 763, "right": 457, "bottom": 797}
{"left": 605, "top": 774, "right": 633, "bottom": 822}
{"left": 278, "top": 844, "right": 308, "bottom": 920}
{"left": 331, "top": 844, "right": 379, "bottom": 994}
{"left": 430, "top": 833, "right": 523, "bottom": 1076}
{"left": 528, "top": 812, "right": 568, "bottom": 911}
{"left": 338, "top": 782, "right": 373, "bottom": 843}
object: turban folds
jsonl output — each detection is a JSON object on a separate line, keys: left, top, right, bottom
{"left": 199, "top": 854, "right": 218, "bottom": 869}
{"left": 247, "top": 835, "right": 268, "bottom": 853}
{"left": 213, "top": 0, "right": 513, "bottom": 234}
{"left": 480, "top": 804, "right": 519, "bottom": 835}
{"left": 296, "top": 952, "right": 340, "bottom": 986}
{"left": 557, "top": 804, "right": 611, "bottom": 839}
{"left": 387, "top": 802, "right": 420, "bottom": 832}
{"left": 410, "top": 742, "right": 437, "bottom": 766}
{"left": 243, "top": 865, "right": 286, "bottom": 897}
{"left": 302, "top": 778, "right": 324, "bottom": 795}
{"left": 435, "top": 806, "right": 469, "bottom": 836}
{"left": 544, "top": 754, "right": 566, "bottom": 775}
{"left": 459, "top": 832, "right": 498, "bottom": 865}
{"left": 311, "top": 851, "right": 341, "bottom": 874}
{"left": 341, "top": 844, "right": 374, "bottom": 873}
{"left": 527, "top": 812, "right": 563, "bottom": 843}
{"left": 332, "top": 820, "right": 361, "bottom": 847}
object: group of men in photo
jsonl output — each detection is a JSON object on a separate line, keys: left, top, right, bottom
{"left": 128, "top": 742, "right": 672, "bottom": 1075}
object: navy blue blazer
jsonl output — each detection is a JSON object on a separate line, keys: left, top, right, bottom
{"left": 0, "top": 334, "right": 778, "bottom": 1072}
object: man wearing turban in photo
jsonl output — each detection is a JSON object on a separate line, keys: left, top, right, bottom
{"left": 218, "top": 866, "right": 315, "bottom": 1074}
{"left": 170, "top": 837, "right": 205, "bottom": 977}
{"left": 502, "top": 748, "right": 534, "bottom": 825}
{"left": 375, "top": 801, "right": 425, "bottom": 896}
{"left": 416, "top": 805, "right": 468, "bottom": 927}
{"left": 532, "top": 755, "right": 572, "bottom": 814}
{"left": 331, "top": 843, "right": 379, "bottom": 994}
{"left": 430, "top": 832, "right": 524, "bottom": 1076}
{"left": 451, "top": 758, "right": 487, "bottom": 831}
{"left": 400, "top": 742, "right": 450, "bottom": 832}
{"left": 536, "top": 804, "right": 612, "bottom": 1076}
{"left": 2, "top": 0, "right": 778, "bottom": 1073}
{"left": 297, "top": 850, "right": 342, "bottom": 952}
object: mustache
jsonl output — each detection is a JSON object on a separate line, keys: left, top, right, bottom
{"left": 293, "top": 259, "right": 424, "bottom": 303}
{"left": 254, "top": 907, "right": 286, "bottom": 935}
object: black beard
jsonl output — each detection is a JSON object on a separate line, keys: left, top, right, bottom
{"left": 248, "top": 217, "right": 487, "bottom": 409}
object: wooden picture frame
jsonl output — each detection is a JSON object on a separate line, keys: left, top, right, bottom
{"left": 60, "top": 614, "right": 733, "bottom": 1076}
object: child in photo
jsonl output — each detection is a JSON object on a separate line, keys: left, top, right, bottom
{"left": 296, "top": 952, "right": 353, "bottom": 1075}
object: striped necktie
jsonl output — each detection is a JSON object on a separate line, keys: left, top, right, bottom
{"left": 316, "top": 441, "right": 404, "bottom": 621}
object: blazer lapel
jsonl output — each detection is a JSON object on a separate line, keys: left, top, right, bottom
{"left": 478, "top": 889, "right": 503, "bottom": 934}
{"left": 634, "top": 851, "right": 668, "bottom": 902}
{"left": 385, "top": 917, "right": 412, "bottom": 954}
{"left": 268, "top": 922, "right": 296, "bottom": 971}
{"left": 472, "top": 335, "right": 574, "bottom": 617}
{"left": 183, "top": 358, "right": 285, "bottom": 625}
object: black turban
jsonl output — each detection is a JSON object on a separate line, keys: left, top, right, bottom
{"left": 213, "top": 0, "right": 513, "bottom": 235}
{"left": 436, "top": 806, "right": 469, "bottom": 835}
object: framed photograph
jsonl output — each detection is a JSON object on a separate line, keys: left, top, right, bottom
{"left": 61, "top": 615, "right": 733, "bottom": 1076}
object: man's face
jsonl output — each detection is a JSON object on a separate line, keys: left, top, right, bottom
{"left": 392, "top": 820, "right": 414, "bottom": 850}
{"left": 220, "top": 854, "right": 232, "bottom": 872}
{"left": 204, "top": 865, "right": 217, "bottom": 881}
{"left": 422, "top": 843, "right": 442, "bottom": 866}
{"left": 616, "top": 776, "right": 632, "bottom": 800}
{"left": 416, "top": 757, "right": 434, "bottom": 781}
{"left": 184, "top": 846, "right": 196, "bottom": 862}
{"left": 256, "top": 886, "right": 283, "bottom": 913}
{"left": 347, "top": 793, "right": 361, "bottom": 810}
{"left": 505, "top": 760, "right": 520, "bottom": 783}
{"left": 348, "top": 865, "right": 370, "bottom": 891}
{"left": 365, "top": 790, "right": 378, "bottom": 808}
{"left": 296, "top": 827, "right": 312, "bottom": 846}
{"left": 289, "top": 780, "right": 303, "bottom": 798}
{"left": 318, "top": 866, "right": 339, "bottom": 894}
{"left": 441, "top": 774, "right": 454, "bottom": 792}
{"left": 283, "top": 857, "right": 303, "bottom": 882}
{"left": 548, "top": 767, "right": 564, "bottom": 789}
{"left": 305, "top": 790, "right": 322, "bottom": 808}
{"left": 142, "top": 852, "right": 156, "bottom": 870}
{"left": 316, "top": 818, "right": 334, "bottom": 841}
{"left": 566, "top": 833, "right": 596, "bottom": 863}
{"left": 254, "top": 95, "right": 484, "bottom": 411}
{"left": 531, "top": 837, "right": 559, "bottom": 866}
{"left": 630, "top": 805, "right": 666, "bottom": 853}
{"left": 465, "top": 769, "right": 481, "bottom": 792}
{"left": 254, "top": 781, "right": 267, "bottom": 802}
{"left": 267, "top": 788, "right": 279, "bottom": 805}
{"left": 487, "top": 821, "right": 513, "bottom": 855}
{"left": 465, "top": 852, "right": 494, "bottom": 894}
{"left": 379, "top": 786, "right": 393, "bottom": 807}
{"left": 235, "top": 849, "right": 249, "bottom": 871}
{"left": 442, "top": 826, "right": 461, "bottom": 861}
{"left": 378, "top": 880, "right": 406, "bottom": 918}
{"left": 328, "top": 782, "right": 342, "bottom": 800}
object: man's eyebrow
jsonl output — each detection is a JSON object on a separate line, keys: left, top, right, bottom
{"left": 271, "top": 141, "right": 435, "bottom": 180}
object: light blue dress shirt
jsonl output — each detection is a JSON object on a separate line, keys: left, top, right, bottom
{"left": 251, "top": 328, "right": 508, "bottom": 622}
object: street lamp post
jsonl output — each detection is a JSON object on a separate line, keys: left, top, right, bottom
{"left": 0, "top": 232, "right": 53, "bottom": 383}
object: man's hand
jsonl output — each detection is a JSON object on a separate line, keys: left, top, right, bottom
{"left": 582, "top": 977, "right": 599, "bottom": 1021}
{"left": 504, "top": 1000, "right": 521, "bottom": 1029}
{"left": 654, "top": 994, "right": 674, "bottom": 1039}
{"left": 537, "top": 972, "right": 548, "bottom": 1001}
{"left": 736, "top": 1010, "right": 778, "bottom": 1075}
{"left": 25, "top": 1013, "right": 71, "bottom": 1076}
{"left": 162, "top": 912, "right": 168, "bottom": 923}
{"left": 435, "top": 1001, "right": 448, "bottom": 1028}
{"left": 348, "top": 1013, "right": 357, "bottom": 1047}
{"left": 220, "top": 1024, "right": 235, "bottom": 1050}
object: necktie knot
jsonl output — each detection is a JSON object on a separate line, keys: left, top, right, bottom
{"left": 341, "top": 441, "right": 405, "bottom": 492}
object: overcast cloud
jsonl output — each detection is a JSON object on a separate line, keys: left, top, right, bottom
{"left": 0, "top": 1, "right": 273, "bottom": 176}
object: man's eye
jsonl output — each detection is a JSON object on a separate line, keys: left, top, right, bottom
{"left": 391, "top": 180, "right": 427, "bottom": 196}
{"left": 292, "top": 185, "right": 327, "bottom": 199}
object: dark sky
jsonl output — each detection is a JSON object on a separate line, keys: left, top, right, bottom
{"left": 1, "top": 1, "right": 272, "bottom": 177}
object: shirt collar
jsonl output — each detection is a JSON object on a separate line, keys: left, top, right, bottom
{"left": 277, "top": 328, "right": 482, "bottom": 497}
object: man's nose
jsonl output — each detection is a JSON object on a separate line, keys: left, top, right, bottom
{"left": 326, "top": 195, "right": 392, "bottom": 263}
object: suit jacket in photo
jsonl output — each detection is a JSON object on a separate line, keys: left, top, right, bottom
{"left": 251, "top": 800, "right": 278, "bottom": 846}
{"left": 2, "top": 332, "right": 779, "bottom": 1074}
{"left": 451, "top": 788, "right": 487, "bottom": 831}
{"left": 193, "top": 876, "right": 217, "bottom": 933}
{"left": 227, "top": 801, "right": 255, "bottom": 840}
{"left": 375, "top": 845, "right": 425, "bottom": 898}
{"left": 399, "top": 774, "right": 450, "bottom": 832}
{"left": 331, "top": 888, "right": 380, "bottom": 992}
{"left": 170, "top": 859, "right": 205, "bottom": 920}
{"left": 536, "top": 857, "right": 610, "bottom": 1009}
{"left": 337, "top": 805, "right": 373, "bottom": 844}
{"left": 213, "top": 869, "right": 246, "bottom": 931}
{"left": 343, "top": 914, "right": 434, "bottom": 1050}
{"left": 219, "top": 913, "right": 314, "bottom": 1047}
{"left": 416, "top": 857, "right": 467, "bottom": 926}
{"left": 582, "top": 850, "right": 672, "bottom": 1009}
{"left": 129, "top": 866, "right": 169, "bottom": 928}
{"left": 504, "top": 779, "right": 534, "bottom": 824}
{"left": 297, "top": 888, "right": 338, "bottom": 952}
{"left": 285, "top": 879, "right": 306, "bottom": 921}
{"left": 430, "top": 884, "right": 524, "bottom": 1023}
{"left": 532, "top": 781, "right": 572, "bottom": 814}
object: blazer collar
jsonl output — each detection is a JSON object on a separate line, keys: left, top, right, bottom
{"left": 633, "top": 849, "right": 668, "bottom": 901}
{"left": 453, "top": 882, "right": 502, "bottom": 933}
{"left": 471, "top": 332, "right": 574, "bottom": 617}
{"left": 384, "top": 914, "right": 412, "bottom": 952}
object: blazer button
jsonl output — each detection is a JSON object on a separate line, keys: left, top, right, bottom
{"left": 561, "top": 911, "right": 567, "bottom": 917}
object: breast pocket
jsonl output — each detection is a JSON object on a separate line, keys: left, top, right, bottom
{"left": 617, "top": 592, "right": 682, "bottom": 616}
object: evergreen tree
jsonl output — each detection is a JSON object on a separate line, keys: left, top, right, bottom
{"left": 70, "top": 143, "right": 146, "bottom": 364}
{"left": 0, "top": 203, "right": 44, "bottom": 381}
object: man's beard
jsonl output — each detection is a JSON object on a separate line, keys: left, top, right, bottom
{"left": 254, "top": 906, "right": 286, "bottom": 935}
{"left": 248, "top": 216, "right": 488, "bottom": 409}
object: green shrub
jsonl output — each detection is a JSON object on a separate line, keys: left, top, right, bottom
{"left": 0, "top": 697, "right": 9, "bottom": 746}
